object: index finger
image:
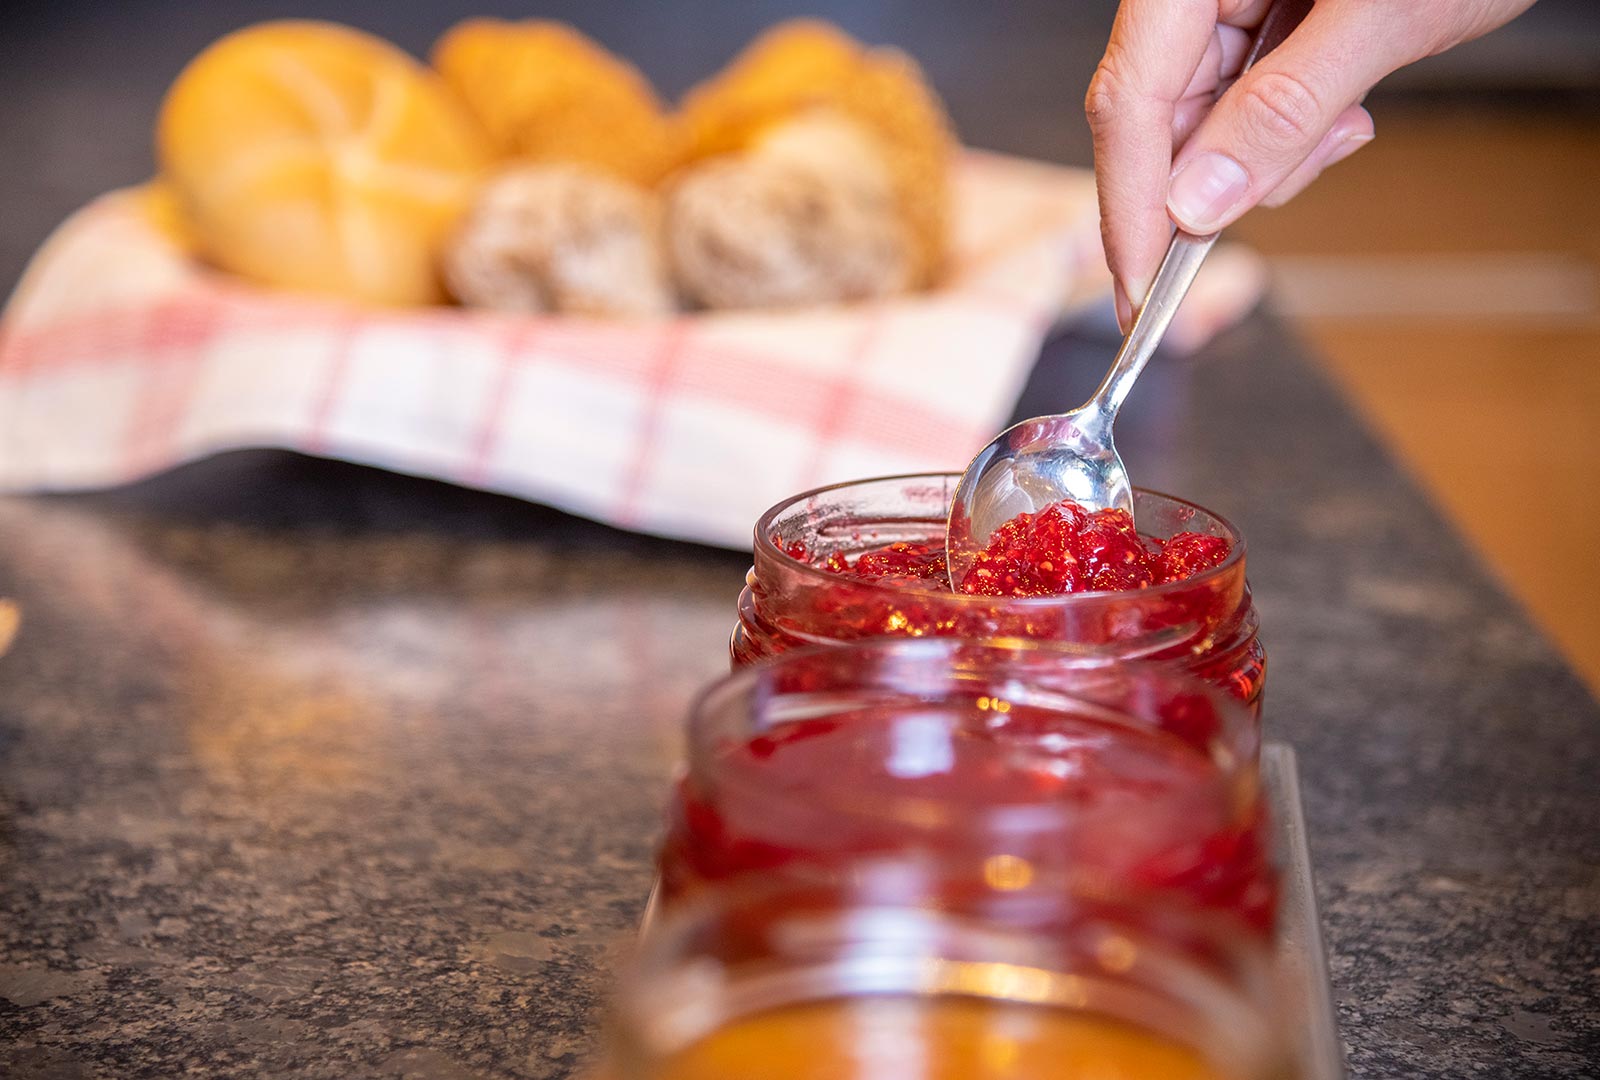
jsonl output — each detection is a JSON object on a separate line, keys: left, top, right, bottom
{"left": 1085, "top": 0, "right": 1272, "bottom": 308}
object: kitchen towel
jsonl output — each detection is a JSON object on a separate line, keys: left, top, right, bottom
{"left": 0, "top": 152, "right": 1254, "bottom": 549}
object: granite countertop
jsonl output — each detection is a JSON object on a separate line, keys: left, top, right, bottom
{"left": 4, "top": 4, "right": 1598, "bottom": 1075}
{"left": 1, "top": 315, "right": 1597, "bottom": 1078}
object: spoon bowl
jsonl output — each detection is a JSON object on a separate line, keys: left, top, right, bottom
{"left": 950, "top": 405, "right": 1131, "bottom": 540}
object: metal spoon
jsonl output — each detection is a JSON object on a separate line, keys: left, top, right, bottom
{"left": 946, "top": 0, "right": 1311, "bottom": 590}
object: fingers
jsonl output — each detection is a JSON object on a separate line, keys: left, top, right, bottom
{"left": 1166, "top": 3, "right": 1407, "bottom": 233}
{"left": 1177, "top": 28, "right": 1223, "bottom": 102}
{"left": 1086, "top": 0, "right": 1221, "bottom": 314}
{"left": 1171, "top": 96, "right": 1211, "bottom": 146}
{"left": 1172, "top": 26, "right": 1251, "bottom": 145}
{"left": 1259, "top": 103, "right": 1374, "bottom": 207}
{"left": 1094, "top": 0, "right": 1541, "bottom": 328}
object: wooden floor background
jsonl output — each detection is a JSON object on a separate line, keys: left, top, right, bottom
{"left": 1234, "top": 104, "right": 1600, "bottom": 692}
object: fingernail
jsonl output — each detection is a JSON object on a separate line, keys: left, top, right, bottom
{"left": 1113, "top": 280, "right": 1133, "bottom": 331}
{"left": 1167, "top": 153, "right": 1250, "bottom": 232}
{"left": 1326, "top": 132, "right": 1373, "bottom": 168}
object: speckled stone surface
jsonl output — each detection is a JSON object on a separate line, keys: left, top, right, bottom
{"left": 0, "top": 463, "right": 748, "bottom": 1079}
{"left": 2, "top": 314, "right": 1597, "bottom": 1078}
{"left": 0, "top": 472, "right": 766, "bottom": 1077}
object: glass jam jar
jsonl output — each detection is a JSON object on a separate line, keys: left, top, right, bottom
{"left": 658, "top": 640, "right": 1276, "bottom": 934}
{"left": 609, "top": 869, "right": 1295, "bottom": 1080}
{"left": 732, "top": 474, "right": 1267, "bottom": 712}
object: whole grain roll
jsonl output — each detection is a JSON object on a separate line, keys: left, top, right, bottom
{"left": 446, "top": 164, "right": 673, "bottom": 318}
{"left": 677, "top": 20, "right": 954, "bottom": 288}
{"left": 665, "top": 111, "right": 911, "bottom": 309}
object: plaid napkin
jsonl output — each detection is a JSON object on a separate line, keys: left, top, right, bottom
{"left": 0, "top": 152, "right": 1248, "bottom": 549}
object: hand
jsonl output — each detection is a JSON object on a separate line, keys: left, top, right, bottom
{"left": 1086, "top": 0, "right": 1538, "bottom": 327}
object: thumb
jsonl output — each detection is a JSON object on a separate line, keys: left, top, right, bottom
{"left": 1165, "top": 3, "right": 1404, "bottom": 233}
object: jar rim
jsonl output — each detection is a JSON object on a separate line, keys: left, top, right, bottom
{"left": 752, "top": 472, "right": 1248, "bottom": 606}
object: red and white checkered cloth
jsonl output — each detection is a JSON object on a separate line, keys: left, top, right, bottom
{"left": 0, "top": 152, "right": 1258, "bottom": 549}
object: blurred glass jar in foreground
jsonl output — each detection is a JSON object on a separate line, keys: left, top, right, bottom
{"left": 609, "top": 869, "right": 1294, "bottom": 1079}
{"left": 731, "top": 475, "right": 1267, "bottom": 711}
{"left": 658, "top": 641, "right": 1276, "bottom": 933}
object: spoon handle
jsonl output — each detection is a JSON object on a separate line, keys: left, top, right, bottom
{"left": 1086, "top": 0, "right": 1314, "bottom": 423}
{"left": 1089, "top": 229, "right": 1218, "bottom": 420}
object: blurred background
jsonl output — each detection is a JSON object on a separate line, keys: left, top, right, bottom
{"left": 4, "top": 0, "right": 1598, "bottom": 688}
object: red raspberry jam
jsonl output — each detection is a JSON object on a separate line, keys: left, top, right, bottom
{"left": 816, "top": 501, "right": 1232, "bottom": 597}
{"left": 659, "top": 642, "right": 1276, "bottom": 934}
{"left": 732, "top": 476, "right": 1266, "bottom": 711}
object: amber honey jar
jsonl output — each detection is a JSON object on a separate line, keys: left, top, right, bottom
{"left": 610, "top": 866, "right": 1294, "bottom": 1079}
